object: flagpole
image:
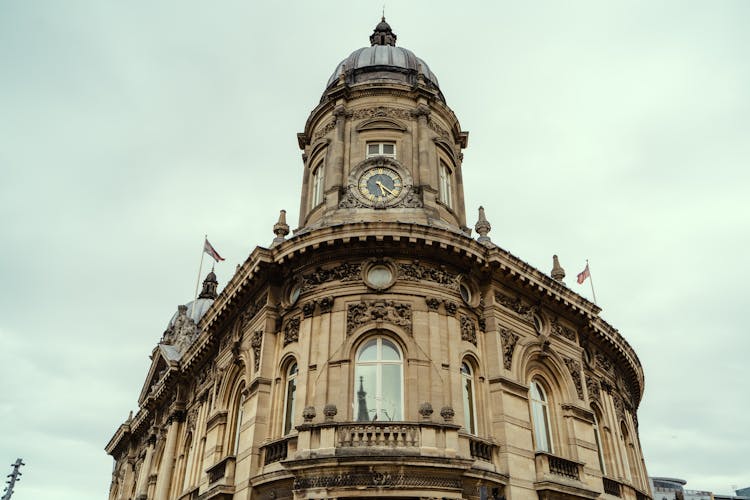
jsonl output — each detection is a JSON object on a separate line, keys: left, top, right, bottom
{"left": 586, "top": 259, "right": 598, "bottom": 305}
{"left": 191, "top": 235, "right": 207, "bottom": 316}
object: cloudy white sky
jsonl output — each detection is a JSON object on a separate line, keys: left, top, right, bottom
{"left": 1, "top": 1, "right": 748, "bottom": 498}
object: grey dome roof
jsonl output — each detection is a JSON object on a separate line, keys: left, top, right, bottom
{"left": 168, "top": 298, "right": 213, "bottom": 328}
{"left": 326, "top": 45, "right": 440, "bottom": 89}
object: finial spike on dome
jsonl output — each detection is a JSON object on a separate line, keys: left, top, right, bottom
{"left": 272, "top": 209, "right": 290, "bottom": 246}
{"left": 551, "top": 254, "right": 566, "bottom": 283}
{"left": 475, "top": 206, "right": 492, "bottom": 245}
{"left": 370, "top": 15, "right": 397, "bottom": 46}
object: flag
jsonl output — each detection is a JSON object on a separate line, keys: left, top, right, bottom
{"left": 204, "top": 238, "right": 225, "bottom": 262}
{"left": 576, "top": 264, "right": 590, "bottom": 284}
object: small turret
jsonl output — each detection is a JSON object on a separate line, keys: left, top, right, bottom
{"left": 551, "top": 255, "right": 566, "bottom": 283}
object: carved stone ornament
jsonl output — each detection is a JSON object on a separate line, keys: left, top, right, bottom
{"left": 444, "top": 301, "right": 458, "bottom": 316}
{"left": 346, "top": 300, "right": 412, "bottom": 336}
{"left": 250, "top": 330, "right": 263, "bottom": 372}
{"left": 460, "top": 315, "right": 477, "bottom": 346}
{"left": 613, "top": 393, "right": 625, "bottom": 422}
{"left": 551, "top": 317, "right": 577, "bottom": 343}
{"left": 500, "top": 328, "right": 520, "bottom": 370}
{"left": 302, "top": 301, "right": 315, "bottom": 318}
{"left": 241, "top": 297, "right": 265, "bottom": 328}
{"left": 162, "top": 305, "right": 199, "bottom": 354}
{"left": 302, "top": 406, "right": 316, "bottom": 423}
{"left": 440, "top": 406, "right": 455, "bottom": 422}
{"left": 340, "top": 156, "right": 415, "bottom": 209}
{"left": 392, "top": 186, "right": 423, "bottom": 208}
{"left": 426, "top": 116, "right": 451, "bottom": 140}
{"left": 283, "top": 317, "right": 301, "bottom": 346}
{"left": 595, "top": 352, "right": 614, "bottom": 375}
{"left": 586, "top": 374, "right": 600, "bottom": 401}
{"left": 563, "top": 357, "right": 584, "bottom": 399}
{"left": 186, "top": 406, "right": 199, "bottom": 432}
{"left": 323, "top": 404, "right": 337, "bottom": 422}
{"left": 312, "top": 120, "right": 337, "bottom": 141}
{"left": 350, "top": 106, "right": 413, "bottom": 121}
{"left": 478, "top": 317, "right": 486, "bottom": 332}
{"left": 399, "top": 262, "right": 458, "bottom": 290}
{"left": 318, "top": 296, "right": 334, "bottom": 313}
{"left": 495, "top": 292, "right": 533, "bottom": 322}
{"left": 418, "top": 402, "right": 434, "bottom": 420}
{"left": 301, "top": 262, "right": 361, "bottom": 292}
{"left": 425, "top": 297, "right": 441, "bottom": 311}
{"left": 293, "top": 471, "right": 461, "bottom": 491}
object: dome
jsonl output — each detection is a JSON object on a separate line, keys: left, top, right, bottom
{"left": 167, "top": 298, "right": 214, "bottom": 328}
{"left": 325, "top": 18, "right": 441, "bottom": 97}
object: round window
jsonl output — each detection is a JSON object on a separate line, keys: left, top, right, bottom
{"left": 289, "top": 283, "right": 301, "bottom": 305}
{"left": 459, "top": 282, "right": 471, "bottom": 303}
{"left": 367, "top": 265, "right": 393, "bottom": 288}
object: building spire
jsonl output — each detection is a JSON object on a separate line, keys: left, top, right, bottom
{"left": 198, "top": 268, "right": 218, "bottom": 299}
{"left": 370, "top": 16, "right": 397, "bottom": 46}
{"left": 475, "top": 206, "right": 492, "bottom": 245}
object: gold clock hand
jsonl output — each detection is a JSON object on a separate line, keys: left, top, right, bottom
{"left": 375, "top": 180, "right": 388, "bottom": 196}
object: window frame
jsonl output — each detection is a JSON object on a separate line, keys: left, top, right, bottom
{"left": 353, "top": 336, "right": 404, "bottom": 422}
{"left": 366, "top": 142, "right": 397, "bottom": 159}
{"left": 438, "top": 161, "right": 453, "bottom": 209}
{"left": 311, "top": 162, "right": 325, "bottom": 208}
{"left": 529, "top": 379, "right": 553, "bottom": 453}
{"left": 461, "top": 361, "right": 477, "bottom": 435}
{"left": 282, "top": 361, "right": 298, "bottom": 435}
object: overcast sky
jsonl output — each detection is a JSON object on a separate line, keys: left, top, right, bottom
{"left": 1, "top": 2, "right": 748, "bottom": 499}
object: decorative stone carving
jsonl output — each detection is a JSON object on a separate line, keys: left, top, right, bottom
{"left": 283, "top": 317, "right": 300, "bottom": 346}
{"left": 444, "top": 301, "right": 458, "bottom": 316}
{"left": 312, "top": 120, "right": 337, "bottom": 141}
{"left": 613, "top": 393, "right": 625, "bottom": 422}
{"left": 162, "top": 305, "right": 199, "bottom": 354}
{"left": 251, "top": 330, "right": 263, "bottom": 372}
{"left": 418, "top": 402, "right": 433, "bottom": 420}
{"left": 302, "top": 406, "right": 316, "bottom": 423}
{"left": 186, "top": 406, "right": 199, "bottom": 432}
{"left": 302, "top": 301, "right": 315, "bottom": 318}
{"left": 595, "top": 352, "right": 614, "bottom": 375}
{"left": 426, "top": 116, "right": 451, "bottom": 140}
{"left": 323, "top": 404, "right": 337, "bottom": 422}
{"left": 500, "top": 328, "right": 520, "bottom": 370}
{"left": 425, "top": 297, "right": 441, "bottom": 311}
{"left": 346, "top": 300, "right": 412, "bottom": 336}
{"left": 318, "top": 296, "right": 334, "bottom": 313}
{"left": 398, "top": 263, "right": 459, "bottom": 290}
{"left": 551, "top": 317, "right": 577, "bottom": 343}
{"left": 240, "top": 297, "right": 265, "bottom": 328}
{"left": 494, "top": 292, "right": 533, "bottom": 322}
{"left": 302, "top": 263, "right": 361, "bottom": 292}
{"left": 563, "top": 357, "right": 584, "bottom": 399}
{"left": 391, "top": 186, "right": 423, "bottom": 208}
{"left": 478, "top": 317, "right": 486, "bottom": 332}
{"left": 601, "top": 379, "right": 613, "bottom": 394}
{"left": 293, "top": 472, "right": 461, "bottom": 491}
{"left": 440, "top": 406, "right": 455, "bottom": 422}
{"left": 338, "top": 189, "right": 369, "bottom": 208}
{"left": 351, "top": 106, "right": 413, "bottom": 121}
{"left": 586, "top": 374, "right": 600, "bottom": 401}
{"left": 460, "top": 315, "right": 477, "bottom": 346}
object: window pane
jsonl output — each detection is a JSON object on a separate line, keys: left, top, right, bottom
{"left": 284, "top": 378, "right": 296, "bottom": 434}
{"left": 381, "top": 364, "right": 402, "bottom": 420}
{"left": 358, "top": 339, "right": 378, "bottom": 361}
{"left": 368, "top": 144, "right": 379, "bottom": 155}
{"left": 381, "top": 339, "right": 400, "bottom": 361}
{"left": 382, "top": 144, "right": 394, "bottom": 154}
{"left": 354, "top": 365, "right": 377, "bottom": 421}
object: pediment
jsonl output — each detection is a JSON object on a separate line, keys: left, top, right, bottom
{"left": 137, "top": 344, "right": 181, "bottom": 405}
{"left": 355, "top": 117, "right": 407, "bottom": 132}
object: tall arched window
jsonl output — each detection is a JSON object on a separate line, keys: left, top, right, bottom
{"left": 621, "top": 422, "right": 640, "bottom": 485}
{"left": 461, "top": 362, "right": 477, "bottom": 434}
{"left": 283, "top": 362, "right": 298, "bottom": 435}
{"left": 354, "top": 336, "right": 403, "bottom": 421}
{"left": 438, "top": 161, "right": 453, "bottom": 209}
{"left": 311, "top": 163, "right": 325, "bottom": 208}
{"left": 592, "top": 410, "right": 607, "bottom": 474}
{"left": 529, "top": 380, "right": 552, "bottom": 452}
{"left": 231, "top": 391, "right": 244, "bottom": 455}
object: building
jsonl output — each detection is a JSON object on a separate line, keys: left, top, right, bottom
{"left": 106, "top": 18, "right": 652, "bottom": 500}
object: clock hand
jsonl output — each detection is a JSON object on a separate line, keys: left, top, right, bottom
{"left": 377, "top": 182, "right": 396, "bottom": 196}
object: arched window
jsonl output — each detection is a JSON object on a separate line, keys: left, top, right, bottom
{"left": 311, "top": 163, "right": 325, "bottom": 208}
{"left": 621, "top": 422, "right": 640, "bottom": 484}
{"left": 461, "top": 362, "right": 477, "bottom": 434}
{"left": 592, "top": 410, "right": 607, "bottom": 474}
{"left": 231, "top": 390, "right": 244, "bottom": 455}
{"left": 529, "top": 380, "right": 552, "bottom": 452}
{"left": 439, "top": 161, "right": 453, "bottom": 209}
{"left": 283, "top": 362, "right": 298, "bottom": 435}
{"left": 354, "top": 336, "right": 403, "bottom": 421}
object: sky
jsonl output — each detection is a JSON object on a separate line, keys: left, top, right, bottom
{"left": 1, "top": 1, "right": 748, "bottom": 498}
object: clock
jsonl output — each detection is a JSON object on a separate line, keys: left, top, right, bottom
{"left": 358, "top": 167, "right": 403, "bottom": 204}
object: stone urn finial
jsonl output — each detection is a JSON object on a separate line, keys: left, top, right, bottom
{"left": 551, "top": 254, "right": 566, "bottom": 283}
{"left": 302, "top": 406, "right": 316, "bottom": 423}
{"left": 272, "top": 209, "right": 290, "bottom": 246}
{"left": 418, "top": 402, "right": 434, "bottom": 421}
{"left": 323, "top": 404, "right": 338, "bottom": 422}
{"left": 475, "top": 206, "right": 492, "bottom": 245}
{"left": 440, "top": 406, "right": 455, "bottom": 423}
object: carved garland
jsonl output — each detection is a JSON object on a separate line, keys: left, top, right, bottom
{"left": 500, "top": 328, "right": 520, "bottom": 370}
{"left": 551, "top": 317, "right": 577, "bottom": 343}
{"left": 399, "top": 263, "right": 458, "bottom": 290}
{"left": 346, "top": 300, "right": 412, "bottom": 336}
{"left": 293, "top": 471, "right": 461, "bottom": 490}
{"left": 563, "top": 357, "right": 584, "bottom": 399}
{"left": 495, "top": 292, "right": 534, "bottom": 322}
{"left": 301, "top": 263, "right": 361, "bottom": 292}
{"left": 460, "top": 315, "right": 477, "bottom": 346}
{"left": 283, "top": 317, "right": 301, "bottom": 346}
{"left": 250, "top": 330, "right": 263, "bottom": 372}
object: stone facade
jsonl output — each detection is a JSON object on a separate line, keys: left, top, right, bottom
{"left": 106, "top": 18, "right": 651, "bottom": 500}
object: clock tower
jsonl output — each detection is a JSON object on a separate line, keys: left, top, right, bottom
{"left": 296, "top": 18, "right": 469, "bottom": 234}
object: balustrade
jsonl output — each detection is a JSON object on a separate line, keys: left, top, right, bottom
{"left": 603, "top": 476, "right": 622, "bottom": 497}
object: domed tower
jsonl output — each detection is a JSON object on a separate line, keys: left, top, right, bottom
{"left": 297, "top": 17, "right": 469, "bottom": 234}
{"left": 106, "top": 18, "right": 651, "bottom": 500}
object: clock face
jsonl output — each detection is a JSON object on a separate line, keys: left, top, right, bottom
{"left": 358, "top": 167, "right": 403, "bottom": 203}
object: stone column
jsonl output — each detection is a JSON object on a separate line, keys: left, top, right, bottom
{"left": 329, "top": 104, "right": 347, "bottom": 196}
{"left": 134, "top": 440, "right": 154, "bottom": 500}
{"left": 154, "top": 414, "right": 183, "bottom": 500}
{"left": 118, "top": 456, "right": 137, "bottom": 500}
{"left": 415, "top": 104, "right": 431, "bottom": 187}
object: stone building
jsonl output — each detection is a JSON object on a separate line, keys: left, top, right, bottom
{"left": 106, "top": 18, "right": 652, "bottom": 500}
